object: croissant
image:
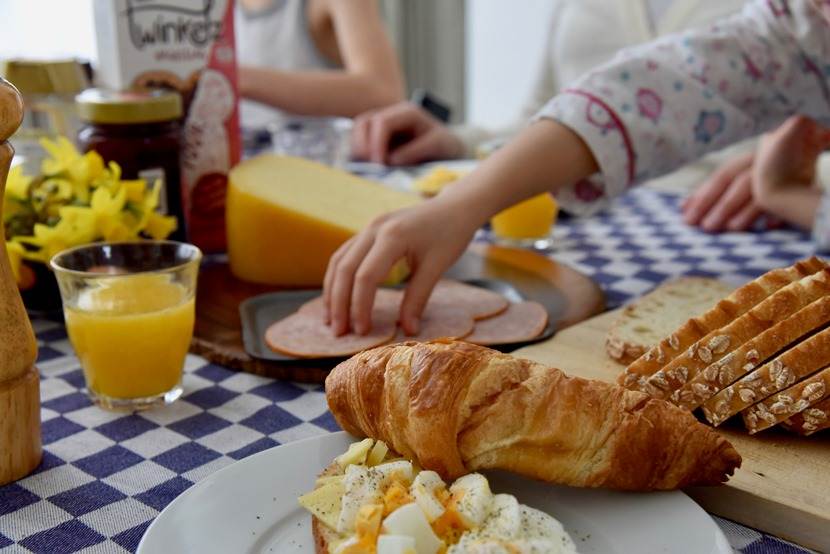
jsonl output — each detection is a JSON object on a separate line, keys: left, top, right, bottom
{"left": 326, "top": 340, "right": 741, "bottom": 491}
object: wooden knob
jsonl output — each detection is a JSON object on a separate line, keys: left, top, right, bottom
{"left": 0, "top": 79, "right": 23, "bottom": 142}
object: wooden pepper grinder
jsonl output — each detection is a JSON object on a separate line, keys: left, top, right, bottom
{"left": 0, "top": 78, "right": 42, "bottom": 485}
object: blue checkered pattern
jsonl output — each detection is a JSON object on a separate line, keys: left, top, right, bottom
{"left": 0, "top": 187, "right": 817, "bottom": 553}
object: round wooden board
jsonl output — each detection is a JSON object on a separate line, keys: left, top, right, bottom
{"left": 192, "top": 243, "right": 605, "bottom": 383}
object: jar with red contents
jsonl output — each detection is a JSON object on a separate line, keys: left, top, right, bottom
{"left": 75, "top": 89, "right": 186, "bottom": 241}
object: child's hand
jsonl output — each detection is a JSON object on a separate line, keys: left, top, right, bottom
{"left": 351, "top": 102, "right": 465, "bottom": 166}
{"left": 681, "top": 152, "right": 764, "bottom": 232}
{"left": 750, "top": 116, "right": 830, "bottom": 231}
{"left": 753, "top": 116, "right": 830, "bottom": 204}
{"left": 323, "top": 195, "right": 479, "bottom": 336}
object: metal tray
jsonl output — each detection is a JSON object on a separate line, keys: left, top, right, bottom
{"left": 239, "top": 278, "right": 559, "bottom": 362}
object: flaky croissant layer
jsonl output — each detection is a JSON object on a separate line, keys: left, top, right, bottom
{"left": 326, "top": 340, "right": 741, "bottom": 491}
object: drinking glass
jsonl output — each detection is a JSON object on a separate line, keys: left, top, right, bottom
{"left": 51, "top": 241, "right": 201, "bottom": 410}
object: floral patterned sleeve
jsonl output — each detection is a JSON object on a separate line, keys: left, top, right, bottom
{"left": 535, "top": 0, "right": 830, "bottom": 215}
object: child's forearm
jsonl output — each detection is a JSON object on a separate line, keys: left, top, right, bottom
{"left": 437, "top": 119, "right": 599, "bottom": 224}
{"left": 238, "top": 66, "right": 403, "bottom": 118}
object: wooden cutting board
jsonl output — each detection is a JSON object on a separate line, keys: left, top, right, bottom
{"left": 191, "top": 243, "right": 605, "bottom": 382}
{"left": 514, "top": 310, "right": 830, "bottom": 552}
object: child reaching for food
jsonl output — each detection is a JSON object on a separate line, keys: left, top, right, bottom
{"left": 323, "top": 0, "right": 830, "bottom": 337}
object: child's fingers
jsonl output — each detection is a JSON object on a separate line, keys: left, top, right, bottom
{"left": 701, "top": 171, "right": 752, "bottom": 232}
{"left": 388, "top": 128, "right": 445, "bottom": 166}
{"left": 350, "top": 113, "right": 374, "bottom": 161}
{"left": 399, "top": 261, "right": 445, "bottom": 336}
{"left": 684, "top": 154, "right": 752, "bottom": 225}
{"left": 725, "top": 203, "right": 763, "bottom": 232}
{"left": 323, "top": 236, "right": 357, "bottom": 324}
{"left": 350, "top": 236, "right": 405, "bottom": 335}
{"left": 368, "top": 104, "right": 425, "bottom": 164}
{"left": 329, "top": 232, "right": 377, "bottom": 336}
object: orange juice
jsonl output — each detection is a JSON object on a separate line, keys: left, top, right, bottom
{"left": 64, "top": 274, "right": 194, "bottom": 400}
{"left": 491, "top": 193, "right": 558, "bottom": 240}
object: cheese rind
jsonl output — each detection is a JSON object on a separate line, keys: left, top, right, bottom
{"left": 227, "top": 155, "right": 419, "bottom": 286}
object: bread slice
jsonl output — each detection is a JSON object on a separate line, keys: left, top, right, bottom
{"left": 606, "top": 278, "right": 733, "bottom": 365}
{"left": 742, "top": 365, "right": 830, "bottom": 433}
{"left": 674, "top": 295, "right": 830, "bottom": 411}
{"left": 645, "top": 268, "right": 830, "bottom": 402}
{"left": 781, "top": 397, "right": 830, "bottom": 435}
{"left": 703, "top": 326, "right": 830, "bottom": 426}
{"left": 619, "top": 257, "right": 827, "bottom": 391}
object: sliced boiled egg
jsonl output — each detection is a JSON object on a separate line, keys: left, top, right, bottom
{"left": 519, "top": 506, "right": 577, "bottom": 553}
{"left": 372, "top": 460, "right": 414, "bottom": 483}
{"left": 410, "top": 471, "right": 447, "bottom": 522}
{"left": 382, "top": 502, "right": 444, "bottom": 554}
{"left": 448, "top": 473, "right": 492, "bottom": 529}
{"left": 482, "top": 494, "right": 521, "bottom": 538}
{"left": 337, "top": 464, "right": 383, "bottom": 534}
{"left": 377, "top": 534, "right": 418, "bottom": 554}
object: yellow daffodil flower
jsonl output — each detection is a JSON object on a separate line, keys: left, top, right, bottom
{"left": 5, "top": 241, "right": 25, "bottom": 284}
{"left": 5, "top": 165, "right": 31, "bottom": 201}
{"left": 8, "top": 136, "right": 178, "bottom": 279}
{"left": 144, "top": 212, "right": 178, "bottom": 240}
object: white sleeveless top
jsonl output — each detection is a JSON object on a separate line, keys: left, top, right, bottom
{"left": 235, "top": 0, "right": 338, "bottom": 129}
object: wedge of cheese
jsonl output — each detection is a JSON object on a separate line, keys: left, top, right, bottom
{"left": 227, "top": 155, "right": 420, "bottom": 285}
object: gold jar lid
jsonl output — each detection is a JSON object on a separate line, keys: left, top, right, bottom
{"left": 76, "top": 88, "right": 182, "bottom": 124}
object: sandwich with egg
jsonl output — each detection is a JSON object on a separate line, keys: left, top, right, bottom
{"left": 300, "top": 437, "right": 578, "bottom": 554}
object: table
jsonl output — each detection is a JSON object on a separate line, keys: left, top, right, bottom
{"left": 0, "top": 187, "right": 818, "bottom": 553}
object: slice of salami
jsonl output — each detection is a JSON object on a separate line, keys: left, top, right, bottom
{"left": 429, "top": 280, "right": 509, "bottom": 320}
{"left": 265, "top": 311, "right": 397, "bottom": 358}
{"left": 297, "top": 289, "right": 403, "bottom": 320}
{"left": 270, "top": 289, "right": 403, "bottom": 358}
{"left": 464, "top": 301, "right": 548, "bottom": 346}
{"left": 395, "top": 303, "right": 474, "bottom": 342}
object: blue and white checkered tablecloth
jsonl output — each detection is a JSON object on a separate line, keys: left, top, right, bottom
{"left": 0, "top": 187, "right": 819, "bottom": 553}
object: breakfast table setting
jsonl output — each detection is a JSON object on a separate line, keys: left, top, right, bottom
{"left": 3, "top": 169, "right": 825, "bottom": 552}
{"left": 2, "top": 51, "right": 829, "bottom": 554}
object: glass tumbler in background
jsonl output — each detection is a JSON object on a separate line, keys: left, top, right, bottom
{"left": 490, "top": 193, "right": 559, "bottom": 250}
{"left": 270, "top": 116, "right": 352, "bottom": 167}
{"left": 51, "top": 241, "right": 201, "bottom": 411}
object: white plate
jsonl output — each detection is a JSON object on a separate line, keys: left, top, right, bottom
{"left": 138, "top": 432, "right": 731, "bottom": 554}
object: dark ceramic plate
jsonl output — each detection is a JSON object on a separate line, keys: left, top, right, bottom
{"left": 239, "top": 278, "right": 558, "bottom": 362}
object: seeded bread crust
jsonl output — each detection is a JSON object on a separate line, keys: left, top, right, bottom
{"left": 673, "top": 295, "right": 830, "bottom": 411}
{"left": 782, "top": 397, "right": 830, "bottom": 435}
{"left": 703, "top": 326, "right": 830, "bottom": 426}
{"left": 742, "top": 366, "right": 830, "bottom": 434}
{"left": 645, "top": 269, "right": 830, "bottom": 402}
{"left": 619, "top": 257, "right": 827, "bottom": 391}
{"left": 605, "top": 278, "right": 734, "bottom": 365}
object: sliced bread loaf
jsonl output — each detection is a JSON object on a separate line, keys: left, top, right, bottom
{"left": 619, "top": 257, "right": 827, "bottom": 391}
{"left": 606, "top": 278, "right": 733, "bottom": 365}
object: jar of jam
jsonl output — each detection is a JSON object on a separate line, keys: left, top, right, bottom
{"left": 76, "top": 89, "right": 185, "bottom": 241}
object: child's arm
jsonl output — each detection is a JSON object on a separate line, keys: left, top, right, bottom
{"left": 327, "top": 0, "right": 830, "bottom": 335}
{"left": 239, "top": 0, "right": 404, "bottom": 117}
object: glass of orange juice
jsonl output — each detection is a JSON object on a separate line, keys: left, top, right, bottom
{"left": 51, "top": 241, "right": 201, "bottom": 411}
{"left": 490, "top": 193, "right": 559, "bottom": 249}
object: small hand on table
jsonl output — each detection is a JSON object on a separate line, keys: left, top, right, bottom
{"left": 684, "top": 116, "right": 830, "bottom": 233}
